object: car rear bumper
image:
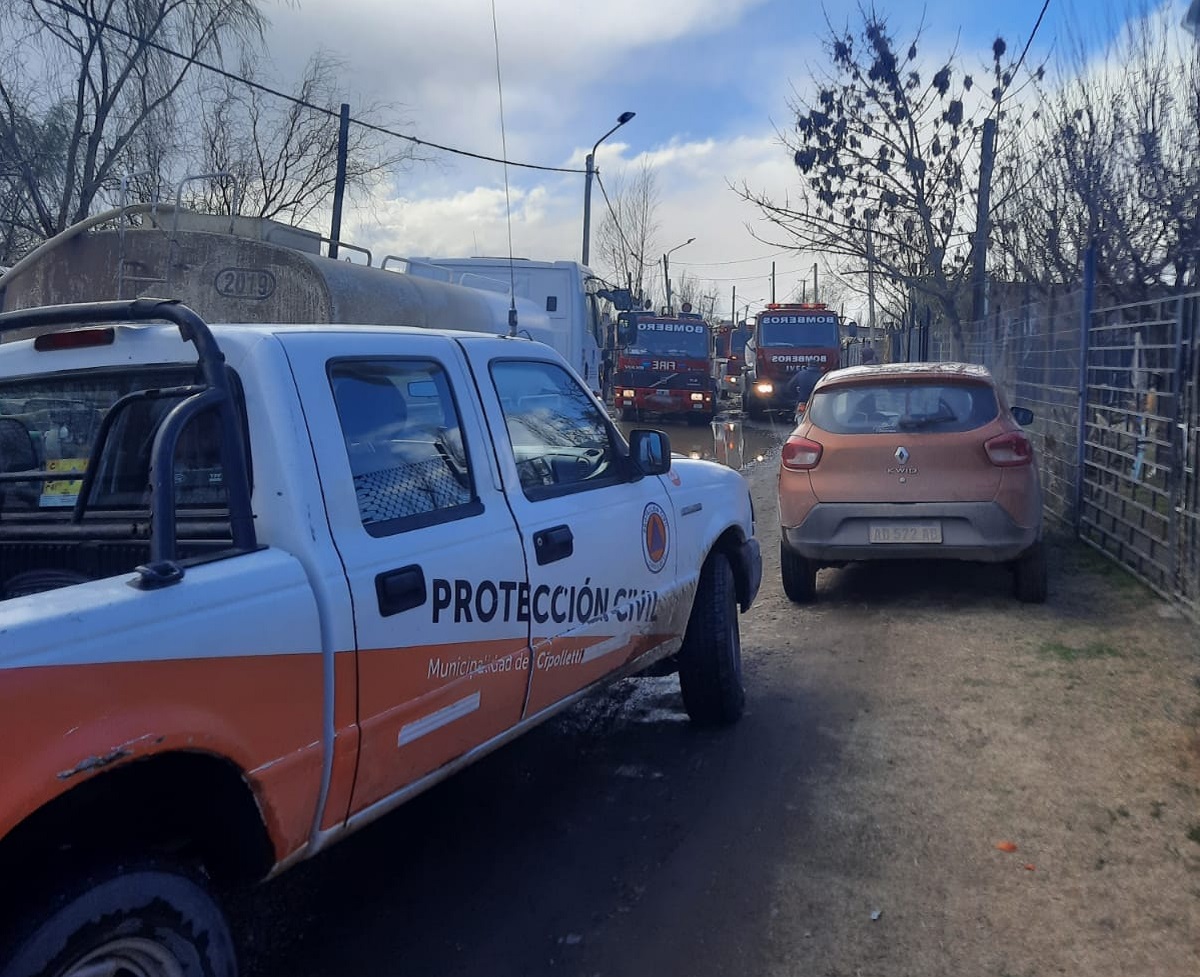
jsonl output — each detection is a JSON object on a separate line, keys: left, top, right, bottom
{"left": 783, "top": 501, "right": 1039, "bottom": 564}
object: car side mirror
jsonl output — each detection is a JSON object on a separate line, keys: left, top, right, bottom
{"left": 1011, "top": 406, "right": 1034, "bottom": 426}
{"left": 629, "top": 429, "right": 671, "bottom": 476}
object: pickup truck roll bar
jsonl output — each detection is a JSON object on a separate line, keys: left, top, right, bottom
{"left": 0, "top": 298, "right": 257, "bottom": 575}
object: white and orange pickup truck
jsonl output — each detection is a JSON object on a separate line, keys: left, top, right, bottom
{"left": 0, "top": 298, "right": 761, "bottom": 977}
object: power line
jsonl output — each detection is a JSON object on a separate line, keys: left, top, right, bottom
{"left": 38, "top": 0, "right": 586, "bottom": 175}
{"left": 673, "top": 249, "right": 791, "bottom": 267}
{"left": 696, "top": 266, "right": 812, "bottom": 283}
{"left": 593, "top": 172, "right": 638, "bottom": 268}
{"left": 1011, "top": 0, "right": 1052, "bottom": 82}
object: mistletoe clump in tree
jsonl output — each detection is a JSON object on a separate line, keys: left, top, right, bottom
{"left": 741, "top": 10, "right": 1026, "bottom": 341}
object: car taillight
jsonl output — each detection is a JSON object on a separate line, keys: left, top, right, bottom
{"left": 782, "top": 435, "right": 823, "bottom": 471}
{"left": 34, "top": 327, "right": 115, "bottom": 351}
{"left": 985, "top": 431, "right": 1033, "bottom": 466}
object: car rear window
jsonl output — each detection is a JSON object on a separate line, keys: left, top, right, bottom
{"left": 807, "top": 381, "right": 999, "bottom": 434}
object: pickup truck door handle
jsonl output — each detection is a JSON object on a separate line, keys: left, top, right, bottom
{"left": 375, "top": 564, "right": 426, "bottom": 617}
{"left": 533, "top": 525, "right": 573, "bottom": 566}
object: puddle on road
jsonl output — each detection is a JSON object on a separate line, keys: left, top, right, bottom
{"left": 614, "top": 408, "right": 793, "bottom": 472}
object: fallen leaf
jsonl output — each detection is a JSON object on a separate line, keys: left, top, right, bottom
{"left": 995, "top": 841, "right": 1019, "bottom": 853}
{"left": 1024, "top": 864, "right": 1036, "bottom": 871}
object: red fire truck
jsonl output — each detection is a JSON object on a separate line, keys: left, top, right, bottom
{"left": 613, "top": 311, "right": 717, "bottom": 422}
{"left": 742, "top": 302, "right": 841, "bottom": 417}
{"left": 714, "top": 320, "right": 753, "bottom": 400}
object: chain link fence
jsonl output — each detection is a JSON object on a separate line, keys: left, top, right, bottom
{"left": 916, "top": 289, "right": 1199, "bottom": 620}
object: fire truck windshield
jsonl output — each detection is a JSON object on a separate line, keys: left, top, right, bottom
{"left": 728, "top": 329, "right": 750, "bottom": 356}
{"left": 628, "top": 321, "right": 708, "bottom": 358}
{"left": 758, "top": 316, "right": 839, "bottom": 348}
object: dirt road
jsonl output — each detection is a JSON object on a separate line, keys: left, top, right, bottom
{"left": 237, "top": 442, "right": 1200, "bottom": 977}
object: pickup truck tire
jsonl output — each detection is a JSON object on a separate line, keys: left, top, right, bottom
{"left": 0, "top": 865, "right": 236, "bottom": 977}
{"left": 780, "top": 539, "right": 817, "bottom": 603}
{"left": 1013, "top": 538, "right": 1048, "bottom": 604}
{"left": 678, "top": 552, "right": 745, "bottom": 725}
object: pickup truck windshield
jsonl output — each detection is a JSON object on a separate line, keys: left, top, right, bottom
{"left": 0, "top": 366, "right": 229, "bottom": 514}
{"left": 628, "top": 322, "right": 708, "bottom": 358}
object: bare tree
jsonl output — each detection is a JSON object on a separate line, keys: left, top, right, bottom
{"left": 183, "top": 50, "right": 419, "bottom": 227}
{"left": 0, "top": 0, "right": 265, "bottom": 249}
{"left": 596, "top": 160, "right": 661, "bottom": 306}
{"left": 738, "top": 9, "right": 1031, "bottom": 347}
{"left": 0, "top": 103, "right": 71, "bottom": 262}
{"left": 673, "top": 269, "right": 704, "bottom": 311}
{"left": 993, "top": 8, "right": 1200, "bottom": 295}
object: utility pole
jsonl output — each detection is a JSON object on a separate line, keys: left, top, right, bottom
{"left": 771, "top": 261, "right": 776, "bottom": 303}
{"left": 812, "top": 262, "right": 819, "bottom": 303}
{"left": 661, "top": 238, "right": 695, "bottom": 314}
{"left": 731, "top": 285, "right": 736, "bottom": 325}
{"left": 328, "top": 103, "right": 350, "bottom": 260}
{"left": 582, "top": 111, "right": 636, "bottom": 266}
{"left": 866, "top": 215, "right": 878, "bottom": 343}
{"left": 971, "top": 116, "right": 997, "bottom": 324}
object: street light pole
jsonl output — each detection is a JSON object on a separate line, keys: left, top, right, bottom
{"left": 662, "top": 237, "right": 696, "bottom": 313}
{"left": 582, "top": 111, "right": 636, "bottom": 266}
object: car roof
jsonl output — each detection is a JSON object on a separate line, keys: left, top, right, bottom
{"left": 817, "top": 361, "right": 994, "bottom": 389}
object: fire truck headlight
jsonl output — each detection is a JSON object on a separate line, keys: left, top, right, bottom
{"left": 755, "top": 382, "right": 774, "bottom": 394}
{"left": 690, "top": 392, "right": 705, "bottom": 402}
{"left": 622, "top": 389, "right": 636, "bottom": 399}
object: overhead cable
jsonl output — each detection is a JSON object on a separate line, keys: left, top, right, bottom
{"left": 38, "top": 0, "right": 586, "bottom": 174}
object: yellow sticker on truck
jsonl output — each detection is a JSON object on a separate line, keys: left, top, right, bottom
{"left": 39, "top": 457, "right": 88, "bottom": 507}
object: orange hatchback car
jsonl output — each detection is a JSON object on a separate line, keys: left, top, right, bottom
{"left": 777, "top": 363, "right": 1046, "bottom": 603}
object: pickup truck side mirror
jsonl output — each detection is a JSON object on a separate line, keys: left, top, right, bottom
{"left": 629, "top": 429, "right": 671, "bottom": 476}
{"left": 1011, "top": 406, "right": 1034, "bottom": 426}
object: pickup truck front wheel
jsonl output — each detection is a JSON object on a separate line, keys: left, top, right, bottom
{"left": 0, "top": 865, "right": 236, "bottom": 977}
{"left": 678, "top": 552, "right": 745, "bottom": 725}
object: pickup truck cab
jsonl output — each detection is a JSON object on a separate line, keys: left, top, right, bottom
{"left": 0, "top": 299, "right": 761, "bottom": 977}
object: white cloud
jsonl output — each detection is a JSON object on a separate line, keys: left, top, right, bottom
{"left": 266, "top": 0, "right": 1153, "bottom": 324}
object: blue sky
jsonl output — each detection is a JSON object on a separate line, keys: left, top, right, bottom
{"left": 263, "top": 0, "right": 1179, "bottom": 320}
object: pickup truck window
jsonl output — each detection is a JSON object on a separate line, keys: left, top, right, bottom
{"left": 0, "top": 366, "right": 237, "bottom": 514}
{"left": 330, "top": 359, "right": 476, "bottom": 535}
{"left": 490, "top": 359, "right": 617, "bottom": 500}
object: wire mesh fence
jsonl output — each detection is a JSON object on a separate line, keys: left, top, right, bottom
{"left": 918, "top": 288, "right": 1200, "bottom": 620}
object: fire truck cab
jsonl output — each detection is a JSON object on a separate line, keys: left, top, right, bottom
{"left": 742, "top": 303, "right": 841, "bottom": 418}
{"left": 612, "top": 310, "right": 717, "bottom": 423}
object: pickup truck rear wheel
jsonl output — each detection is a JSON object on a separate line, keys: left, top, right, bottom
{"left": 0, "top": 865, "right": 236, "bottom": 977}
{"left": 780, "top": 539, "right": 817, "bottom": 603}
{"left": 678, "top": 552, "right": 745, "bottom": 725}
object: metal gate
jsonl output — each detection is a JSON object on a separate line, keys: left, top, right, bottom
{"left": 1079, "top": 295, "right": 1199, "bottom": 616}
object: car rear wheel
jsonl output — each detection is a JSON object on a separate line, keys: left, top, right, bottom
{"left": 678, "top": 552, "right": 745, "bottom": 726}
{"left": 1013, "top": 538, "right": 1048, "bottom": 603}
{"left": 780, "top": 539, "right": 817, "bottom": 603}
{"left": 0, "top": 864, "right": 236, "bottom": 977}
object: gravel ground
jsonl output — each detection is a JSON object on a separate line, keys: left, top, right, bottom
{"left": 236, "top": 438, "right": 1200, "bottom": 977}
